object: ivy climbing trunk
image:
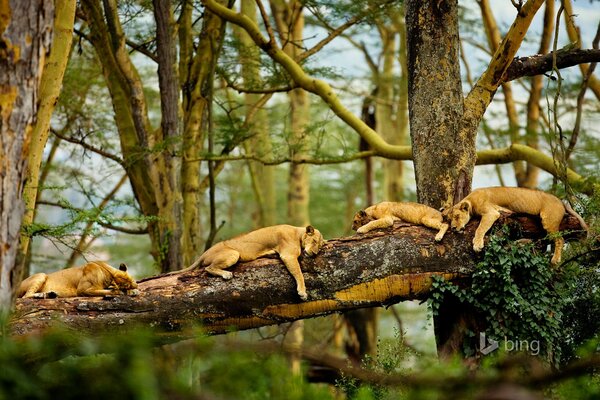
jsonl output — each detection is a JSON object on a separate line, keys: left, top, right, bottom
{"left": 0, "top": 0, "right": 53, "bottom": 311}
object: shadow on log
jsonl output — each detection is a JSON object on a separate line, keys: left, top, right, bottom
{"left": 10, "top": 213, "right": 585, "bottom": 340}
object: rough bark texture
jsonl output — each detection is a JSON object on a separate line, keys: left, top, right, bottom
{"left": 9, "top": 214, "right": 584, "bottom": 339}
{"left": 20, "top": 0, "right": 76, "bottom": 269}
{"left": 504, "top": 49, "right": 600, "bottom": 82}
{"left": 0, "top": 0, "right": 53, "bottom": 311}
{"left": 405, "top": 0, "right": 464, "bottom": 210}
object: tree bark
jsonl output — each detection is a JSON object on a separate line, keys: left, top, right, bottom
{"left": 9, "top": 214, "right": 584, "bottom": 339}
{"left": 504, "top": 49, "right": 600, "bottom": 82}
{"left": 0, "top": 0, "right": 54, "bottom": 312}
{"left": 238, "top": 0, "right": 276, "bottom": 228}
{"left": 405, "top": 0, "right": 464, "bottom": 209}
{"left": 19, "top": 0, "right": 77, "bottom": 270}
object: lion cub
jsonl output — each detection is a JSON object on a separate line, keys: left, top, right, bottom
{"left": 352, "top": 201, "right": 449, "bottom": 241}
{"left": 444, "top": 187, "right": 587, "bottom": 265}
{"left": 180, "top": 225, "right": 324, "bottom": 301}
{"left": 17, "top": 261, "right": 139, "bottom": 298}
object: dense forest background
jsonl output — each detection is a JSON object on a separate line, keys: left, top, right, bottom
{"left": 1, "top": 0, "right": 600, "bottom": 398}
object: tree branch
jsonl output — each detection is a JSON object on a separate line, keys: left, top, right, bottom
{"left": 10, "top": 214, "right": 585, "bottom": 339}
{"left": 504, "top": 48, "right": 600, "bottom": 83}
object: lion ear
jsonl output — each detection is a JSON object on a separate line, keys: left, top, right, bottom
{"left": 305, "top": 225, "right": 315, "bottom": 235}
{"left": 459, "top": 201, "right": 472, "bottom": 213}
{"left": 119, "top": 263, "right": 128, "bottom": 272}
{"left": 359, "top": 210, "right": 367, "bottom": 217}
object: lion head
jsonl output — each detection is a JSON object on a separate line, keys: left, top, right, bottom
{"left": 301, "top": 225, "right": 324, "bottom": 257}
{"left": 351, "top": 209, "right": 372, "bottom": 231}
{"left": 447, "top": 201, "right": 472, "bottom": 232}
{"left": 109, "top": 263, "right": 139, "bottom": 292}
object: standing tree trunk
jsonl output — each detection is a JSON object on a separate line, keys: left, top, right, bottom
{"left": 0, "top": 0, "right": 54, "bottom": 311}
{"left": 80, "top": 0, "right": 231, "bottom": 271}
{"left": 405, "top": 0, "right": 545, "bottom": 358}
{"left": 271, "top": 0, "right": 311, "bottom": 227}
{"left": 522, "top": 1, "right": 554, "bottom": 188}
{"left": 377, "top": 8, "right": 408, "bottom": 202}
{"left": 271, "top": 0, "right": 310, "bottom": 374}
{"left": 405, "top": 0, "right": 465, "bottom": 210}
{"left": 238, "top": 0, "right": 276, "bottom": 228}
{"left": 19, "top": 0, "right": 76, "bottom": 275}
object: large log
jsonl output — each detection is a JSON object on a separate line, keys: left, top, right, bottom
{"left": 9, "top": 213, "right": 585, "bottom": 339}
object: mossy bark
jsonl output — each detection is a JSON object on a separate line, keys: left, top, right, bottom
{"left": 19, "top": 0, "right": 76, "bottom": 271}
{"left": 0, "top": 0, "right": 54, "bottom": 310}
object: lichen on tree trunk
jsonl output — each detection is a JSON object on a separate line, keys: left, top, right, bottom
{"left": 405, "top": 0, "right": 465, "bottom": 209}
{"left": 0, "top": 0, "right": 54, "bottom": 311}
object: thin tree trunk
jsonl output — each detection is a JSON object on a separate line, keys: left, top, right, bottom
{"left": 19, "top": 0, "right": 76, "bottom": 268}
{"left": 270, "top": 0, "right": 311, "bottom": 373}
{"left": 522, "top": 0, "right": 554, "bottom": 188}
{"left": 376, "top": 24, "right": 402, "bottom": 202}
{"left": 238, "top": 0, "right": 276, "bottom": 227}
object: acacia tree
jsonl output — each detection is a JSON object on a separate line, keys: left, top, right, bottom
{"left": 201, "top": 0, "right": 600, "bottom": 356}
{"left": 8, "top": 1, "right": 599, "bottom": 364}
{"left": 0, "top": 0, "right": 54, "bottom": 311}
{"left": 20, "top": 0, "right": 77, "bottom": 271}
{"left": 76, "top": 0, "right": 238, "bottom": 272}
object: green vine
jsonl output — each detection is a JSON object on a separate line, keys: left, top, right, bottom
{"left": 429, "top": 226, "right": 563, "bottom": 363}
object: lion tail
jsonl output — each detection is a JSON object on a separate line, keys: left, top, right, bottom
{"left": 165, "top": 254, "right": 205, "bottom": 276}
{"left": 563, "top": 200, "right": 589, "bottom": 238}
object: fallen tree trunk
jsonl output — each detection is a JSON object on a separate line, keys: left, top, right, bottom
{"left": 9, "top": 214, "right": 585, "bottom": 339}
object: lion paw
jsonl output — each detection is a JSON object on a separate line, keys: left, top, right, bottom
{"left": 473, "top": 241, "right": 484, "bottom": 252}
{"left": 356, "top": 226, "right": 368, "bottom": 234}
{"left": 126, "top": 288, "right": 140, "bottom": 296}
{"left": 298, "top": 291, "right": 308, "bottom": 301}
{"left": 221, "top": 271, "right": 233, "bottom": 280}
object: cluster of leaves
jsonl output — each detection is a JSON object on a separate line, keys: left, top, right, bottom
{"left": 335, "top": 328, "right": 416, "bottom": 399}
{"left": 430, "top": 226, "right": 564, "bottom": 363}
{"left": 557, "top": 191, "right": 600, "bottom": 363}
{"left": 0, "top": 326, "right": 331, "bottom": 400}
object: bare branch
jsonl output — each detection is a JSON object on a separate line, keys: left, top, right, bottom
{"left": 51, "top": 129, "right": 124, "bottom": 165}
{"left": 503, "top": 48, "right": 600, "bottom": 83}
{"left": 36, "top": 200, "right": 148, "bottom": 235}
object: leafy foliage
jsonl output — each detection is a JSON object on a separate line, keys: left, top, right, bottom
{"left": 430, "top": 227, "right": 564, "bottom": 363}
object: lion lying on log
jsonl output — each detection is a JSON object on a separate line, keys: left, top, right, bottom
{"left": 17, "top": 261, "right": 139, "bottom": 298}
{"left": 352, "top": 201, "right": 449, "bottom": 242}
{"left": 172, "top": 225, "right": 324, "bottom": 301}
{"left": 444, "top": 187, "right": 588, "bottom": 265}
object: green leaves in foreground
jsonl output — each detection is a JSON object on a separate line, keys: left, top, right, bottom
{"left": 430, "top": 227, "right": 563, "bottom": 363}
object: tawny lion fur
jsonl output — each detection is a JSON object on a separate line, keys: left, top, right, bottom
{"left": 175, "top": 225, "right": 324, "bottom": 301}
{"left": 352, "top": 201, "right": 449, "bottom": 242}
{"left": 444, "top": 187, "right": 588, "bottom": 265}
{"left": 17, "top": 261, "right": 139, "bottom": 298}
